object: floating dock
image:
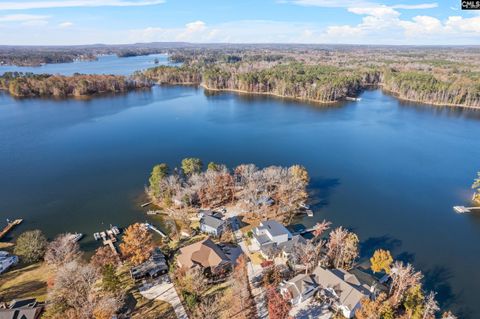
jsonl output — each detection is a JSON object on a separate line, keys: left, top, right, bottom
{"left": 454, "top": 206, "right": 480, "bottom": 214}
{"left": 0, "top": 219, "right": 23, "bottom": 240}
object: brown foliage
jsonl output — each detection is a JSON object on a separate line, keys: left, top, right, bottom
{"left": 119, "top": 223, "right": 154, "bottom": 266}
{"left": 266, "top": 285, "right": 291, "bottom": 319}
{"left": 90, "top": 246, "right": 120, "bottom": 271}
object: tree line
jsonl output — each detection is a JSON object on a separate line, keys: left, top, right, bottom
{"left": 140, "top": 52, "right": 480, "bottom": 107}
{"left": 0, "top": 72, "right": 151, "bottom": 98}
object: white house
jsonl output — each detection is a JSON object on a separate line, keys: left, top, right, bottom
{"left": 200, "top": 214, "right": 226, "bottom": 237}
{"left": 280, "top": 273, "right": 319, "bottom": 305}
{"left": 0, "top": 251, "right": 18, "bottom": 274}
{"left": 252, "top": 220, "right": 292, "bottom": 257}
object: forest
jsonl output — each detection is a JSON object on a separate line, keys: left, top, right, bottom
{"left": 147, "top": 159, "right": 309, "bottom": 223}
{"left": 0, "top": 72, "right": 151, "bottom": 98}
{"left": 140, "top": 46, "right": 480, "bottom": 108}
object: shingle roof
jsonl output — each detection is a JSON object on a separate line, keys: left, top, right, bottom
{"left": 284, "top": 273, "right": 318, "bottom": 300}
{"left": 313, "top": 267, "right": 369, "bottom": 310}
{"left": 177, "top": 238, "right": 230, "bottom": 269}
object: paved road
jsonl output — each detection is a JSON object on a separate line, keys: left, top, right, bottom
{"left": 140, "top": 276, "right": 189, "bottom": 319}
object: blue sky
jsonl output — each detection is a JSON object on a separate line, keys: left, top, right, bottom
{"left": 0, "top": 0, "right": 479, "bottom": 45}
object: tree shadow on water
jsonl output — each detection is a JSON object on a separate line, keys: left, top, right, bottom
{"left": 360, "top": 235, "right": 402, "bottom": 260}
{"left": 422, "top": 265, "right": 468, "bottom": 317}
{"left": 308, "top": 177, "right": 340, "bottom": 209}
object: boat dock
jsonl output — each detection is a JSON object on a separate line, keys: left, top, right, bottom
{"left": 0, "top": 219, "right": 23, "bottom": 240}
{"left": 292, "top": 226, "right": 317, "bottom": 236}
{"left": 143, "top": 222, "right": 167, "bottom": 238}
{"left": 454, "top": 206, "right": 480, "bottom": 214}
{"left": 141, "top": 201, "right": 152, "bottom": 208}
{"left": 94, "top": 225, "right": 121, "bottom": 255}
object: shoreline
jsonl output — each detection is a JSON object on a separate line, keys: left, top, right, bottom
{"left": 151, "top": 82, "right": 480, "bottom": 111}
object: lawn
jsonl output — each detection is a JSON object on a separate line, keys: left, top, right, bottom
{"left": 250, "top": 252, "right": 265, "bottom": 265}
{"left": 0, "top": 262, "right": 53, "bottom": 302}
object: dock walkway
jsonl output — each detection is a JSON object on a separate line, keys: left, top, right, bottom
{"left": 454, "top": 206, "right": 480, "bottom": 214}
{"left": 0, "top": 219, "right": 23, "bottom": 240}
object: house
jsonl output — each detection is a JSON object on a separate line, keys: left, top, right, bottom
{"left": 197, "top": 210, "right": 224, "bottom": 219}
{"left": 0, "top": 251, "right": 18, "bottom": 274}
{"left": 280, "top": 273, "right": 319, "bottom": 305}
{"left": 278, "top": 234, "right": 307, "bottom": 258}
{"left": 130, "top": 248, "right": 168, "bottom": 281}
{"left": 199, "top": 214, "right": 226, "bottom": 237}
{"left": 252, "top": 220, "right": 292, "bottom": 257}
{"left": 313, "top": 267, "right": 372, "bottom": 318}
{"left": 177, "top": 238, "right": 231, "bottom": 273}
{"left": 0, "top": 298, "right": 44, "bottom": 319}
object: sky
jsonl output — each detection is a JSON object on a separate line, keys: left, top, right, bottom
{"left": 0, "top": 0, "right": 479, "bottom": 45}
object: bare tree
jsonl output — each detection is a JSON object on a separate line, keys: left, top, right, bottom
{"left": 326, "top": 227, "right": 359, "bottom": 269}
{"left": 422, "top": 291, "right": 440, "bottom": 319}
{"left": 46, "top": 260, "right": 122, "bottom": 319}
{"left": 389, "top": 261, "right": 423, "bottom": 307}
{"left": 44, "top": 233, "right": 81, "bottom": 268}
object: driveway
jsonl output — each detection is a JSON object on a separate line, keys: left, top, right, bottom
{"left": 232, "top": 216, "right": 269, "bottom": 319}
{"left": 140, "top": 276, "right": 189, "bottom": 319}
{"left": 290, "top": 300, "right": 332, "bottom": 319}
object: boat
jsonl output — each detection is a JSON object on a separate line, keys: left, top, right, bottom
{"left": 93, "top": 232, "right": 101, "bottom": 240}
{"left": 68, "top": 232, "right": 83, "bottom": 242}
{"left": 146, "top": 210, "right": 161, "bottom": 215}
{"left": 306, "top": 209, "right": 314, "bottom": 217}
{"left": 100, "top": 231, "right": 107, "bottom": 239}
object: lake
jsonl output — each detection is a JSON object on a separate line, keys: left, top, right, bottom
{"left": 0, "top": 54, "right": 170, "bottom": 76}
{"left": 0, "top": 58, "right": 480, "bottom": 317}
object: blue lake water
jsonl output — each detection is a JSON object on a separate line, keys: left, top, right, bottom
{"left": 0, "top": 54, "right": 169, "bottom": 76}
{"left": 0, "top": 57, "right": 479, "bottom": 317}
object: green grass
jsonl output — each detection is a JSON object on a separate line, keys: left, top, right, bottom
{"left": 0, "top": 262, "right": 53, "bottom": 302}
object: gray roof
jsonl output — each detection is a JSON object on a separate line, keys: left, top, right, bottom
{"left": 201, "top": 215, "right": 225, "bottom": 229}
{"left": 278, "top": 235, "right": 307, "bottom": 253}
{"left": 258, "top": 220, "right": 291, "bottom": 237}
{"left": 313, "top": 267, "right": 370, "bottom": 310}
{"left": 284, "top": 273, "right": 318, "bottom": 300}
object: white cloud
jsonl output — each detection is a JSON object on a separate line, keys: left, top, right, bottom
{"left": 0, "top": 14, "right": 49, "bottom": 26}
{"left": 391, "top": 3, "right": 438, "bottom": 9}
{"left": 0, "top": 0, "right": 165, "bottom": 11}
{"left": 0, "top": 14, "right": 49, "bottom": 22}
{"left": 59, "top": 21, "right": 74, "bottom": 28}
{"left": 290, "top": 0, "right": 438, "bottom": 9}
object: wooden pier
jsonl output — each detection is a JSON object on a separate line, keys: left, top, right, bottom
{"left": 454, "top": 206, "right": 480, "bottom": 214}
{"left": 141, "top": 201, "right": 152, "bottom": 208}
{"left": 143, "top": 222, "right": 167, "bottom": 238}
{"left": 0, "top": 219, "right": 23, "bottom": 240}
{"left": 103, "top": 239, "right": 118, "bottom": 255}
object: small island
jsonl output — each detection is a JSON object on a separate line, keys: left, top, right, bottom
{"left": 0, "top": 72, "right": 151, "bottom": 98}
